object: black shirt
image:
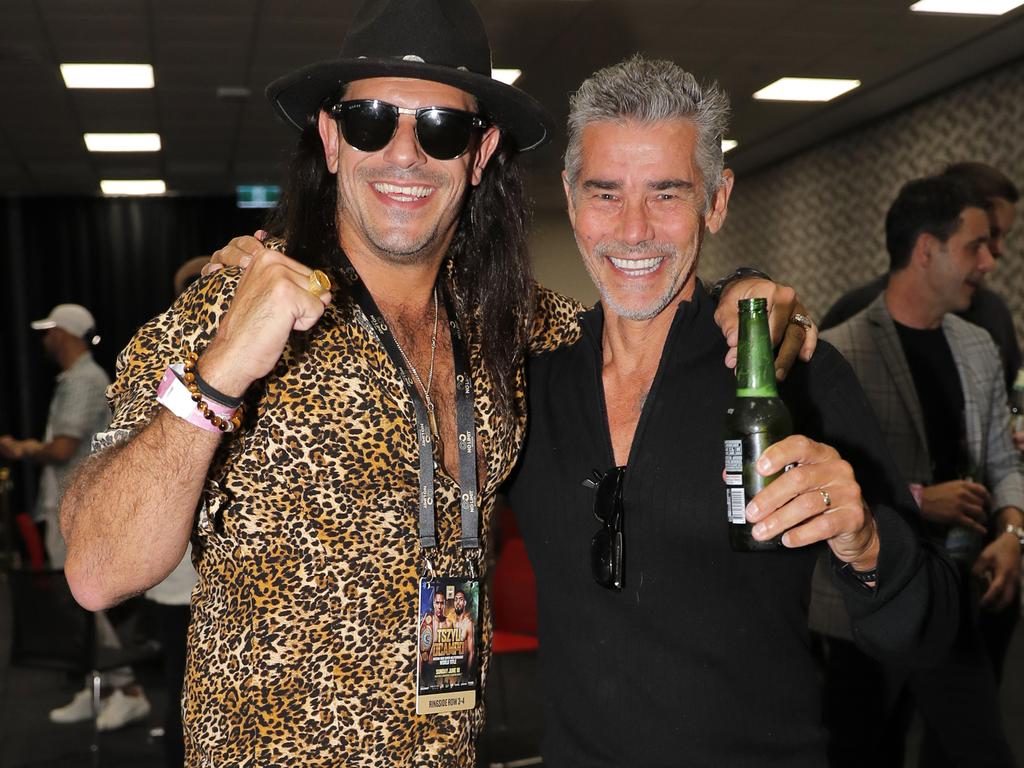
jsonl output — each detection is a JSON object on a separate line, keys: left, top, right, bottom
{"left": 893, "top": 322, "right": 967, "bottom": 483}
{"left": 508, "top": 282, "right": 958, "bottom": 768}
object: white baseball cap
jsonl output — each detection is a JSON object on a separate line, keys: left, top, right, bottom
{"left": 31, "top": 304, "right": 97, "bottom": 339}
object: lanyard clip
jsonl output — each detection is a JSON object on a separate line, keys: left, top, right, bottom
{"left": 422, "top": 554, "right": 437, "bottom": 578}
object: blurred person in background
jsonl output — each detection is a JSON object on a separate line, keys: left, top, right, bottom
{"left": 0, "top": 304, "right": 109, "bottom": 567}
{"left": 821, "top": 162, "right": 1019, "bottom": 394}
{"left": 814, "top": 176, "right": 1023, "bottom": 767}
{"left": 0, "top": 303, "right": 151, "bottom": 730}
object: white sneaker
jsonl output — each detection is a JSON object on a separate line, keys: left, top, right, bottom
{"left": 49, "top": 686, "right": 103, "bottom": 724}
{"left": 96, "top": 689, "right": 151, "bottom": 732}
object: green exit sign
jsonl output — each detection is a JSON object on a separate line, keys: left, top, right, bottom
{"left": 236, "top": 185, "right": 281, "bottom": 209}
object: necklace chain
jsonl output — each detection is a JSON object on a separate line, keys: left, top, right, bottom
{"left": 391, "top": 287, "right": 440, "bottom": 420}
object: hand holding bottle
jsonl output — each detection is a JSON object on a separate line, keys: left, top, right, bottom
{"left": 743, "top": 434, "right": 879, "bottom": 571}
{"left": 716, "top": 278, "right": 817, "bottom": 381}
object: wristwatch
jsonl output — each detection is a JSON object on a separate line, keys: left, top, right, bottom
{"left": 1003, "top": 524, "right": 1024, "bottom": 547}
{"left": 708, "top": 267, "right": 772, "bottom": 300}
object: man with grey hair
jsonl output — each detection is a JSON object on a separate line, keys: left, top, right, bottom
{"left": 506, "top": 55, "right": 957, "bottom": 766}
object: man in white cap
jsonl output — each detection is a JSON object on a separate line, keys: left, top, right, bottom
{"left": 1, "top": 303, "right": 109, "bottom": 566}
{"left": 0, "top": 304, "right": 150, "bottom": 730}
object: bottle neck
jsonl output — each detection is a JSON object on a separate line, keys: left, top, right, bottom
{"left": 736, "top": 301, "right": 778, "bottom": 398}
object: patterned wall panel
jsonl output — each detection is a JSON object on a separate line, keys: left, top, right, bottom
{"left": 704, "top": 57, "right": 1024, "bottom": 346}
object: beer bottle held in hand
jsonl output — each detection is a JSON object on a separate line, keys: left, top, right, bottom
{"left": 724, "top": 298, "right": 793, "bottom": 551}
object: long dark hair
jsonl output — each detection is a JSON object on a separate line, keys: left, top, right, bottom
{"left": 263, "top": 121, "right": 534, "bottom": 419}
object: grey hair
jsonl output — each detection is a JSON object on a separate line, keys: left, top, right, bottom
{"left": 564, "top": 54, "right": 731, "bottom": 213}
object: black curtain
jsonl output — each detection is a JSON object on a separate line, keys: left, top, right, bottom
{"left": 1, "top": 196, "right": 265, "bottom": 517}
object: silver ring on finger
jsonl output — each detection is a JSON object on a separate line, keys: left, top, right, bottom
{"left": 819, "top": 488, "right": 831, "bottom": 509}
{"left": 791, "top": 313, "right": 813, "bottom": 330}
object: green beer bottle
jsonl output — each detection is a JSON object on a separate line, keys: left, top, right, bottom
{"left": 724, "top": 298, "right": 793, "bottom": 551}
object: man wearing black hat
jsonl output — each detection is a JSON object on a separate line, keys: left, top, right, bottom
{"left": 60, "top": 1, "right": 808, "bottom": 764}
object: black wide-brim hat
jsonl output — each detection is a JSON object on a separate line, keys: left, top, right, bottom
{"left": 266, "top": 0, "right": 552, "bottom": 152}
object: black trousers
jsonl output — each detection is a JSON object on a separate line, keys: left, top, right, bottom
{"left": 820, "top": 572, "right": 1016, "bottom": 768}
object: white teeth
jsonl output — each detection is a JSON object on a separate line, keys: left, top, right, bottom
{"left": 372, "top": 182, "right": 433, "bottom": 200}
{"left": 609, "top": 255, "right": 663, "bottom": 275}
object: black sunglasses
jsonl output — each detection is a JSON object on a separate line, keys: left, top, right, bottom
{"left": 329, "top": 99, "right": 489, "bottom": 161}
{"left": 585, "top": 466, "right": 626, "bottom": 591}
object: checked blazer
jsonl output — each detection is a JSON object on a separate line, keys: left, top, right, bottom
{"left": 809, "top": 293, "right": 1024, "bottom": 639}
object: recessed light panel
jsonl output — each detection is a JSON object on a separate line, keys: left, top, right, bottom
{"left": 61, "top": 64, "right": 154, "bottom": 89}
{"left": 492, "top": 68, "right": 522, "bottom": 85}
{"left": 100, "top": 180, "right": 166, "bottom": 196}
{"left": 910, "top": 0, "right": 1024, "bottom": 14}
{"left": 753, "top": 77, "right": 861, "bottom": 102}
{"left": 722, "top": 139, "right": 738, "bottom": 153}
{"left": 85, "top": 133, "right": 161, "bottom": 152}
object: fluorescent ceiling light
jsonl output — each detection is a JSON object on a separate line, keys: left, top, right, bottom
{"left": 910, "top": 0, "right": 1024, "bottom": 14}
{"left": 100, "top": 179, "right": 166, "bottom": 196}
{"left": 753, "top": 77, "right": 861, "bottom": 102}
{"left": 722, "top": 139, "right": 738, "bottom": 153}
{"left": 492, "top": 68, "right": 522, "bottom": 85}
{"left": 61, "top": 63, "right": 154, "bottom": 89}
{"left": 85, "top": 133, "right": 161, "bottom": 152}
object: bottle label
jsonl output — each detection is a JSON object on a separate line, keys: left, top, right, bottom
{"left": 724, "top": 439, "right": 746, "bottom": 523}
{"left": 724, "top": 434, "right": 788, "bottom": 525}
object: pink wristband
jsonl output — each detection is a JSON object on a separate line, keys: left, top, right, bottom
{"left": 157, "top": 365, "right": 238, "bottom": 433}
{"left": 908, "top": 483, "right": 924, "bottom": 509}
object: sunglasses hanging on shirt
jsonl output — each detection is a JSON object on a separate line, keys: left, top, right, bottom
{"left": 329, "top": 99, "right": 489, "bottom": 161}
{"left": 584, "top": 466, "right": 626, "bottom": 591}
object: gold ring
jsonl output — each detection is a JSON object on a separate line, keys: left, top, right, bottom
{"left": 791, "top": 313, "right": 812, "bottom": 329}
{"left": 820, "top": 489, "right": 831, "bottom": 508}
{"left": 308, "top": 269, "right": 332, "bottom": 295}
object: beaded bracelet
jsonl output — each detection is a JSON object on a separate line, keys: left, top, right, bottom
{"left": 156, "top": 362, "right": 242, "bottom": 433}
{"left": 189, "top": 355, "right": 243, "bottom": 408}
{"left": 182, "top": 352, "right": 243, "bottom": 432}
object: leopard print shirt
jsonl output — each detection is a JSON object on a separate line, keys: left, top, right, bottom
{"left": 100, "top": 266, "right": 582, "bottom": 767}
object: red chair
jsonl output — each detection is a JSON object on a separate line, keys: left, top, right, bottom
{"left": 14, "top": 512, "right": 46, "bottom": 569}
{"left": 482, "top": 503, "right": 541, "bottom": 764}
{"left": 491, "top": 536, "right": 538, "bottom": 653}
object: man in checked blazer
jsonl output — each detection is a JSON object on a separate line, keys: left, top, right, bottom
{"left": 811, "top": 175, "right": 1024, "bottom": 767}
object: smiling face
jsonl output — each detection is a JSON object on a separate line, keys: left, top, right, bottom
{"left": 319, "top": 77, "right": 500, "bottom": 268}
{"left": 925, "top": 206, "right": 996, "bottom": 313}
{"left": 564, "top": 118, "right": 732, "bottom": 322}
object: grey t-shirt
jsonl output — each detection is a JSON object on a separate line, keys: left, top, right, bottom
{"left": 35, "top": 352, "right": 111, "bottom": 517}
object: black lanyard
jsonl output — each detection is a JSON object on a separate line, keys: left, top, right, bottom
{"left": 339, "top": 257, "right": 480, "bottom": 553}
